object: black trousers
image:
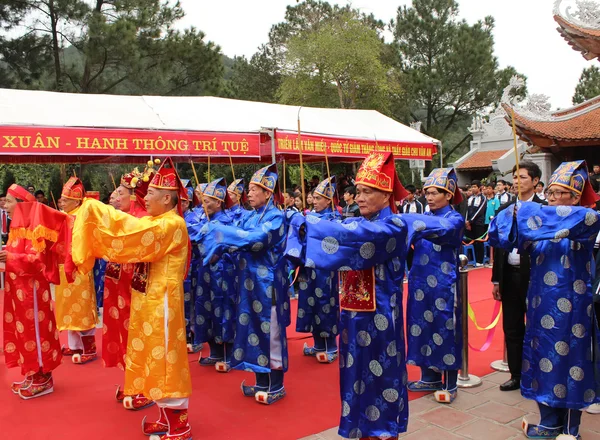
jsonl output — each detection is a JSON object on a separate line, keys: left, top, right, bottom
{"left": 467, "top": 224, "right": 486, "bottom": 264}
{"left": 501, "top": 266, "right": 529, "bottom": 379}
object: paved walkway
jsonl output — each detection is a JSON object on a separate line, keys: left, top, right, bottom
{"left": 300, "top": 371, "right": 600, "bottom": 440}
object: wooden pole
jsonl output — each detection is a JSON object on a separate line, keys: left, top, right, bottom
{"left": 227, "top": 149, "right": 236, "bottom": 181}
{"left": 510, "top": 108, "right": 523, "bottom": 200}
{"left": 323, "top": 144, "right": 335, "bottom": 212}
{"left": 207, "top": 155, "right": 211, "bottom": 182}
{"left": 50, "top": 192, "right": 57, "bottom": 209}
{"left": 297, "top": 107, "right": 306, "bottom": 208}
{"left": 283, "top": 159, "right": 286, "bottom": 194}
{"left": 109, "top": 172, "right": 117, "bottom": 190}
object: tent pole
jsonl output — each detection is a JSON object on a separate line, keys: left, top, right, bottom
{"left": 438, "top": 141, "right": 443, "bottom": 167}
{"left": 270, "top": 129, "right": 276, "bottom": 164}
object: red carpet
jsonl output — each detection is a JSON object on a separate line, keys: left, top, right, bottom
{"left": 0, "top": 268, "right": 502, "bottom": 440}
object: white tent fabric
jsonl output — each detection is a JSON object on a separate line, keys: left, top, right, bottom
{"left": 0, "top": 89, "right": 439, "bottom": 145}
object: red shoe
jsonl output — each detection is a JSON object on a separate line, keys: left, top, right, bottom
{"left": 61, "top": 346, "right": 82, "bottom": 357}
{"left": 123, "top": 393, "right": 155, "bottom": 410}
{"left": 11, "top": 377, "right": 32, "bottom": 394}
{"left": 115, "top": 385, "right": 125, "bottom": 403}
{"left": 72, "top": 335, "right": 97, "bottom": 364}
{"left": 18, "top": 372, "right": 54, "bottom": 400}
{"left": 142, "top": 406, "right": 168, "bottom": 436}
{"left": 148, "top": 408, "right": 192, "bottom": 440}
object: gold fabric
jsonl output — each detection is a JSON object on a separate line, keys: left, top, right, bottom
{"left": 71, "top": 198, "right": 191, "bottom": 399}
{"left": 54, "top": 205, "right": 97, "bottom": 331}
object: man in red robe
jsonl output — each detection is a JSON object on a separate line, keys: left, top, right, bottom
{"left": 1, "top": 184, "right": 64, "bottom": 399}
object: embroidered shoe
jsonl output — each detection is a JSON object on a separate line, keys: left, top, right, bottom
{"left": 302, "top": 343, "right": 317, "bottom": 357}
{"left": 187, "top": 343, "right": 203, "bottom": 354}
{"left": 316, "top": 351, "right": 338, "bottom": 364}
{"left": 72, "top": 352, "right": 97, "bottom": 364}
{"left": 142, "top": 407, "right": 168, "bottom": 436}
{"left": 198, "top": 356, "right": 222, "bottom": 366}
{"left": 555, "top": 435, "right": 580, "bottom": 440}
{"left": 148, "top": 408, "right": 193, "bottom": 440}
{"left": 115, "top": 385, "right": 126, "bottom": 402}
{"left": 215, "top": 361, "right": 231, "bottom": 373}
{"left": 18, "top": 374, "right": 53, "bottom": 400}
{"left": 255, "top": 387, "right": 286, "bottom": 405}
{"left": 407, "top": 380, "right": 443, "bottom": 392}
{"left": 434, "top": 389, "right": 457, "bottom": 404}
{"left": 61, "top": 346, "right": 82, "bottom": 357}
{"left": 123, "top": 394, "right": 155, "bottom": 410}
{"left": 11, "top": 377, "right": 32, "bottom": 394}
{"left": 522, "top": 418, "right": 563, "bottom": 439}
{"left": 240, "top": 380, "right": 267, "bottom": 397}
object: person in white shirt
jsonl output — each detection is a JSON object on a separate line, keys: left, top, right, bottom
{"left": 534, "top": 182, "right": 546, "bottom": 201}
{"left": 495, "top": 180, "right": 512, "bottom": 206}
{"left": 401, "top": 184, "right": 424, "bottom": 214}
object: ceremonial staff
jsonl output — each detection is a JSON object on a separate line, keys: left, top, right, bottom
{"left": 323, "top": 143, "right": 336, "bottom": 212}
{"left": 297, "top": 107, "right": 306, "bottom": 208}
{"left": 510, "top": 108, "right": 523, "bottom": 200}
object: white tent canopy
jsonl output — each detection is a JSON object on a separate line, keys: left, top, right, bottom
{"left": 0, "top": 88, "right": 438, "bottom": 145}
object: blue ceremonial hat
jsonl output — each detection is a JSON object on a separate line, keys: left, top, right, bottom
{"left": 180, "top": 179, "right": 192, "bottom": 201}
{"left": 423, "top": 168, "right": 462, "bottom": 204}
{"left": 203, "top": 177, "right": 228, "bottom": 202}
{"left": 314, "top": 176, "right": 336, "bottom": 200}
{"left": 227, "top": 178, "right": 245, "bottom": 196}
{"left": 549, "top": 160, "right": 599, "bottom": 206}
{"left": 250, "top": 163, "right": 278, "bottom": 193}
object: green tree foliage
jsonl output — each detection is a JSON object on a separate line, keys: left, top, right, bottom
{"left": 573, "top": 66, "right": 600, "bottom": 104}
{"left": 393, "top": 0, "right": 527, "bottom": 164}
{"left": 227, "top": 46, "right": 281, "bottom": 103}
{"left": 279, "top": 10, "right": 397, "bottom": 112}
{"left": 1, "top": 0, "right": 224, "bottom": 95}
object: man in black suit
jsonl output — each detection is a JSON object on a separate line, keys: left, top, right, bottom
{"left": 491, "top": 161, "right": 546, "bottom": 391}
{"left": 401, "top": 184, "right": 425, "bottom": 214}
{"left": 465, "top": 180, "right": 487, "bottom": 266}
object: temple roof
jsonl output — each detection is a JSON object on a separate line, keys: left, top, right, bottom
{"left": 501, "top": 97, "right": 600, "bottom": 147}
{"left": 554, "top": 0, "right": 600, "bottom": 60}
{"left": 455, "top": 149, "right": 509, "bottom": 171}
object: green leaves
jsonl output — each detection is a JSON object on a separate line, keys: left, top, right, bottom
{"left": 573, "top": 66, "right": 600, "bottom": 105}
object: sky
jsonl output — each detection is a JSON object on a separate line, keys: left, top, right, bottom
{"left": 177, "top": 0, "right": 592, "bottom": 110}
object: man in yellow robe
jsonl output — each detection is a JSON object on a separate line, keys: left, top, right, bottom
{"left": 71, "top": 158, "right": 192, "bottom": 440}
{"left": 53, "top": 177, "right": 98, "bottom": 364}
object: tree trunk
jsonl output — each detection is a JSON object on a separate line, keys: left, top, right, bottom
{"left": 48, "top": 0, "right": 62, "bottom": 91}
{"left": 335, "top": 79, "right": 345, "bottom": 109}
{"left": 81, "top": 0, "right": 104, "bottom": 93}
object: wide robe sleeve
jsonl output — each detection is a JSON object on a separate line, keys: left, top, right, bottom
{"left": 400, "top": 211, "right": 464, "bottom": 247}
{"left": 488, "top": 204, "right": 518, "bottom": 251}
{"left": 72, "top": 198, "right": 188, "bottom": 272}
{"left": 304, "top": 215, "right": 407, "bottom": 272}
{"left": 198, "top": 210, "right": 285, "bottom": 265}
{"left": 515, "top": 202, "right": 600, "bottom": 247}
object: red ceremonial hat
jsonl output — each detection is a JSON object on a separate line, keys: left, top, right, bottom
{"left": 149, "top": 157, "right": 187, "bottom": 214}
{"left": 61, "top": 177, "right": 86, "bottom": 200}
{"left": 7, "top": 184, "right": 36, "bottom": 202}
{"left": 86, "top": 191, "right": 100, "bottom": 201}
{"left": 355, "top": 152, "right": 408, "bottom": 213}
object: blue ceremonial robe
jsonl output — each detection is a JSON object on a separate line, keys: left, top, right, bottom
{"left": 227, "top": 204, "right": 246, "bottom": 225}
{"left": 192, "top": 210, "right": 236, "bottom": 344}
{"left": 489, "top": 202, "right": 600, "bottom": 409}
{"left": 404, "top": 206, "right": 464, "bottom": 371}
{"left": 301, "top": 206, "right": 409, "bottom": 439}
{"left": 93, "top": 258, "right": 107, "bottom": 309}
{"left": 286, "top": 207, "right": 340, "bottom": 339}
{"left": 185, "top": 209, "right": 207, "bottom": 345}
{"left": 198, "top": 203, "right": 290, "bottom": 373}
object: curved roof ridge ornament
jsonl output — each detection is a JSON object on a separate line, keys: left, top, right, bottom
{"left": 502, "top": 75, "right": 553, "bottom": 122}
{"left": 554, "top": 0, "right": 600, "bottom": 30}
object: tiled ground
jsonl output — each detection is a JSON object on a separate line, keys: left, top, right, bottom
{"left": 299, "top": 371, "right": 600, "bottom": 440}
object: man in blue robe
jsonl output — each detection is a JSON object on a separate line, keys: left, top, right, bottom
{"left": 490, "top": 160, "right": 600, "bottom": 440}
{"left": 181, "top": 180, "right": 203, "bottom": 354}
{"left": 287, "top": 176, "right": 341, "bottom": 363}
{"left": 404, "top": 168, "right": 465, "bottom": 404}
{"left": 227, "top": 178, "right": 247, "bottom": 224}
{"left": 289, "top": 152, "right": 411, "bottom": 439}
{"left": 198, "top": 164, "right": 289, "bottom": 405}
{"left": 190, "top": 178, "right": 237, "bottom": 373}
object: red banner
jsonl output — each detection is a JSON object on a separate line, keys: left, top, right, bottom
{"left": 0, "top": 126, "right": 261, "bottom": 157}
{"left": 275, "top": 131, "right": 437, "bottom": 161}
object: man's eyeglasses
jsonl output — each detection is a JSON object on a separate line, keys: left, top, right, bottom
{"left": 544, "top": 190, "right": 572, "bottom": 198}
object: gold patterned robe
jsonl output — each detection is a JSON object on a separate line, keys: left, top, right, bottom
{"left": 54, "top": 205, "right": 97, "bottom": 331}
{"left": 71, "top": 199, "right": 191, "bottom": 399}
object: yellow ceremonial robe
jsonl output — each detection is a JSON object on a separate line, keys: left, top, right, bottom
{"left": 54, "top": 205, "right": 97, "bottom": 331}
{"left": 71, "top": 199, "right": 191, "bottom": 399}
